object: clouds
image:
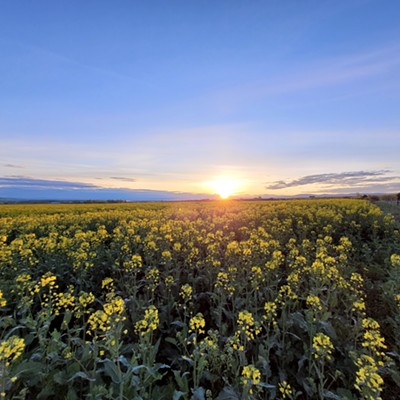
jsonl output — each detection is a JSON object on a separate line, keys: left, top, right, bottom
{"left": 209, "top": 44, "right": 400, "bottom": 115}
{"left": 109, "top": 177, "right": 136, "bottom": 182}
{"left": 266, "top": 170, "right": 399, "bottom": 191}
{"left": 3, "top": 164, "right": 24, "bottom": 169}
{"left": 0, "top": 176, "right": 212, "bottom": 201}
{"left": 0, "top": 177, "right": 97, "bottom": 190}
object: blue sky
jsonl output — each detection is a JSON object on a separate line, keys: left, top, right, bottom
{"left": 1, "top": 0, "right": 400, "bottom": 200}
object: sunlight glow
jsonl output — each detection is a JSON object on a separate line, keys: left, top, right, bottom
{"left": 206, "top": 177, "right": 243, "bottom": 199}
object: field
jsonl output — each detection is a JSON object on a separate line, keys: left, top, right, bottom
{"left": 1, "top": 199, "right": 400, "bottom": 399}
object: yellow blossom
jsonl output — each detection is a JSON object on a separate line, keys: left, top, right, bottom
{"left": 189, "top": 313, "right": 206, "bottom": 335}
{"left": 0, "top": 291, "right": 6, "bottom": 308}
{"left": 312, "top": 333, "right": 334, "bottom": 361}
{"left": 241, "top": 365, "right": 261, "bottom": 395}
{"left": 279, "top": 381, "right": 292, "bottom": 399}
{"left": 135, "top": 305, "right": 159, "bottom": 336}
{"left": 101, "top": 277, "right": 114, "bottom": 289}
{"left": 354, "top": 355, "right": 384, "bottom": 399}
{"left": 306, "top": 294, "right": 322, "bottom": 311}
{"left": 180, "top": 284, "right": 192, "bottom": 302}
{"left": 0, "top": 336, "right": 25, "bottom": 366}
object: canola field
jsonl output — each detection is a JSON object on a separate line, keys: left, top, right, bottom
{"left": 0, "top": 199, "right": 400, "bottom": 400}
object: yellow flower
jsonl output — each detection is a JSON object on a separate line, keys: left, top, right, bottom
{"left": 88, "top": 310, "right": 109, "bottom": 333}
{"left": 241, "top": 365, "right": 261, "bottom": 394}
{"left": 101, "top": 277, "right": 114, "bottom": 289}
{"left": 180, "top": 284, "right": 192, "bottom": 302}
{"left": 165, "top": 275, "right": 174, "bottom": 287}
{"left": 352, "top": 300, "right": 366, "bottom": 313}
{"left": 279, "top": 381, "right": 292, "bottom": 399}
{"left": 312, "top": 333, "right": 334, "bottom": 361}
{"left": 55, "top": 289, "right": 75, "bottom": 314}
{"left": 103, "top": 296, "right": 125, "bottom": 316}
{"left": 395, "top": 294, "right": 400, "bottom": 307}
{"left": 123, "top": 254, "right": 142, "bottom": 272}
{"left": 135, "top": 305, "right": 159, "bottom": 336}
{"left": 161, "top": 250, "right": 172, "bottom": 260}
{"left": 361, "top": 318, "right": 387, "bottom": 356}
{"left": 278, "top": 285, "right": 298, "bottom": 302}
{"left": 0, "top": 290, "right": 6, "bottom": 308}
{"left": 145, "top": 267, "right": 160, "bottom": 284}
{"left": 236, "top": 310, "right": 261, "bottom": 341}
{"left": 78, "top": 291, "right": 95, "bottom": 308}
{"left": 189, "top": 313, "right": 206, "bottom": 335}
{"left": 173, "top": 242, "right": 181, "bottom": 251}
{"left": 40, "top": 272, "right": 57, "bottom": 288}
{"left": 0, "top": 336, "right": 25, "bottom": 366}
{"left": 215, "top": 272, "right": 235, "bottom": 295}
{"left": 263, "top": 301, "right": 278, "bottom": 328}
{"left": 87, "top": 296, "right": 125, "bottom": 335}
{"left": 391, "top": 254, "right": 400, "bottom": 267}
{"left": 306, "top": 295, "right": 322, "bottom": 311}
{"left": 354, "top": 355, "right": 384, "bottom": 399}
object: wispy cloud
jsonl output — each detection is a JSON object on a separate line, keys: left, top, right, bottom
{"left": 3, "top": 163, "right": 24, "bottom": 169}
{"left": 266, "top": 170, "right": 397, "bottom": 190}
{"left": 0, "top": 177, "right": 97, "bottom": 190}
{"left": 210, "top": 44, "right": 400, "bottom": 111}
{"left": 0, "top": 176, "right": 212, "bottom": 201}
{"left": 109, "top": 177, "right": 136, "bottom": 182}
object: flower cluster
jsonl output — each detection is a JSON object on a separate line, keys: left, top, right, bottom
{"left": 135, "top": 305, "right": 159, "bottom": 336}
{"left": 180, "top": 284, "right": 193, "bottom": 303}
{"left": 235, "top": 310, "right": 261, "bottom": 345}
{"left": 263, "top": 301, "right": 278, "bottom": 328}
{"left": 391, "top": 254, "right": 400, "bottom": 267}
{"left": 306, "top": 294, "right": 322, "bottom": 311}
{"left": 87, "top": 296, "right": 125, "bottom": 335}
{"left": 312, "top": 333, "right": 334, "bottom": 361}
{"left": 352, "top": 299, "right": 366, "bottom": 314}
{"left": 215, "top": 271, "right": 235, "bottom": 295}
{"left": 361, "top": 318, "right": 387, "bottom": 359}
{"left": 0, "top": 290, "right": 6, "bottom": 308}
{"left": 354, "top": 355, "right": 384, "bottom": 399}
{"left": 0, "top": 336, "right": 25, "bottom": 366}
{"left": 279, "top": 380, "right": 293, "bottom": 399}
{"left": 54, "top": 288, "right": 76, "bottom": 315}
{"left": 123, "top": 254, "right": 142, "bottom": 272}
{"left": 241, "top": 365, "right": 261, "bottom": 395}
{"left": 189, "top": 313, "right": 206, "bottom": 335}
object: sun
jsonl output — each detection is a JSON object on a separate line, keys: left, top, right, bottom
{"left": 206, "top": 177, "right": 242, "bottom": 199}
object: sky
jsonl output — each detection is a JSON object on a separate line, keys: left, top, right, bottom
{"left": 1, "top": 0, "right": 400, "bottom": 200}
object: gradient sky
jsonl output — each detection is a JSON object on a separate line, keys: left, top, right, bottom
{"left": 1, "top": 0, "right": 400, "bottom": 200}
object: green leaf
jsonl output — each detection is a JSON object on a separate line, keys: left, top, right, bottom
{"left": 216, "top": 386, "right": 240, "bottom": 400}
{"left": 118, "top": 355, "right": 131, "bottom": 368}
{"left": 191, "top": 387, "right": 206, "bottom": 400}
{"left": 390, "top": 368, "right": 400, "bottom": 387}
{"left": 131, "top": 365, "right": 150, "bottom": 374}
{"left": 258, "top": 382, "right": 275, "bottom": 389}
{"left": 165, "top": 337, "right": 178, "bottom": 346}
{"left": 290, "top": 311, "right": 307, "bottom": 330}
{"left": 322, "top": 390, "right": 341, "bottom": 399}
{"left": 171, "top": 320, "right": 185, "bottom": 328}
{"left": 336, "top": 388, "right": 355, "bottom": 399}
{"left": 173, "top": 390, "right": 186, "bottom": 400}
{"left": 319, "top": 321, "right": 337, "bottom": 340}
{"left": 67, "top": 371, "right": 96, "bottom": 383}
{"left": 103, "top": 360, "right": 121, "bottom": 384}
{"left": 53, "top": 371, "right": 67, "bottom": 385}
{"left": 66, "top": 387, "right": 79, "bottom": 400}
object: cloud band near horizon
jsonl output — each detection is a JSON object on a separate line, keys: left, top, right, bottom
{"left": 266, "top": 170, "right": 398, "bottom": 190}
